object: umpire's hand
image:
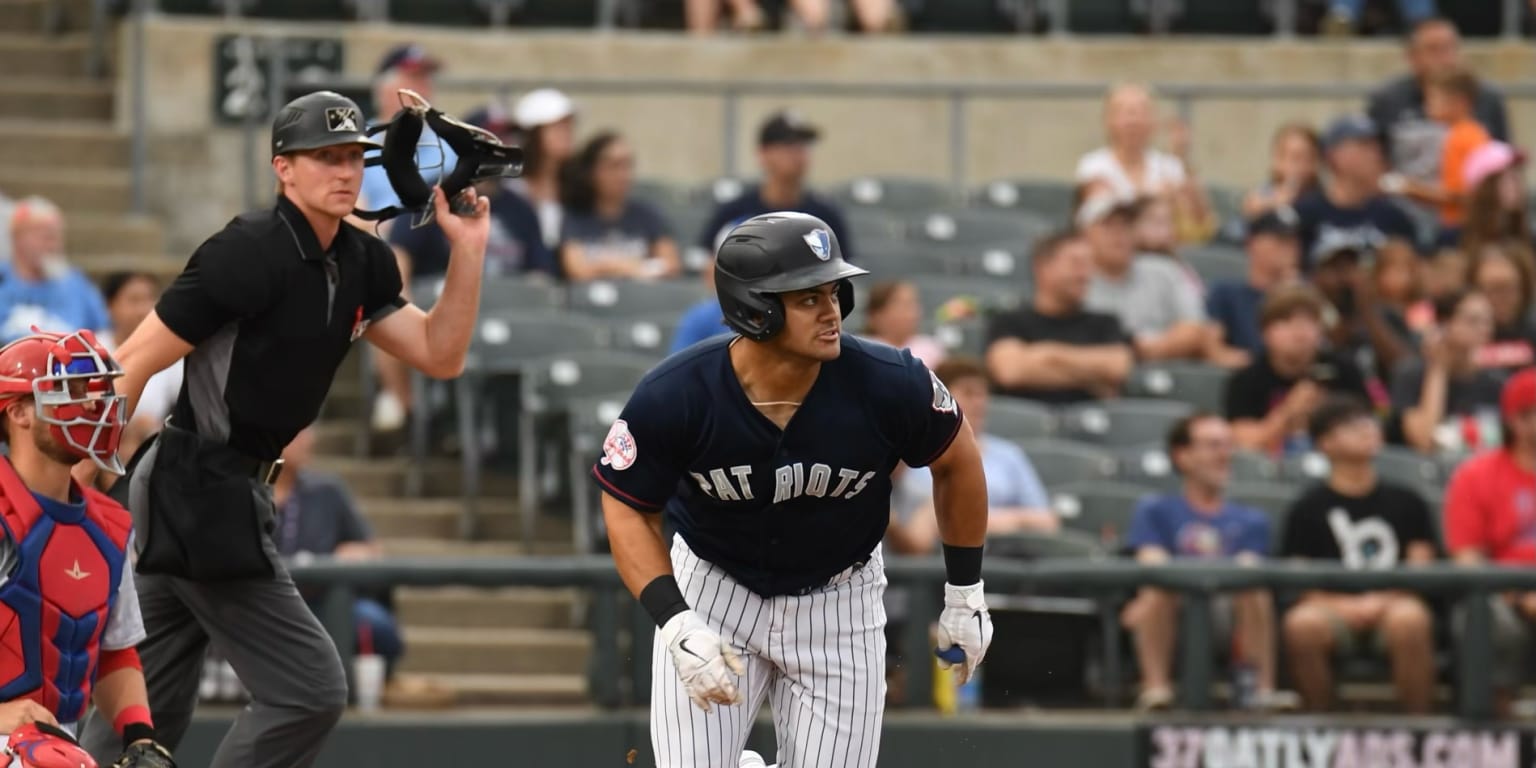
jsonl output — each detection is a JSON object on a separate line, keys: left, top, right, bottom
{"left": 934, "top": 581, "right": 993, "bottom": 686}
{"left": 433, "top": 185, "right": 491, "bottom": 251}
{"left": 661, "top": 610, "right": 745, "bottom": 712}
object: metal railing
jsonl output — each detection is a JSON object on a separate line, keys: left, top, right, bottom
{"left": 293, "top": 553, "right": 1536, "bottom": 721}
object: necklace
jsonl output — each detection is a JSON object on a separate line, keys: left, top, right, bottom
{"left": 751, "top": 400, "right": 802, "bottom": 407}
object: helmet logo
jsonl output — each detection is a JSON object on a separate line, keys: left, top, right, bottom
{"left": 325, "top": 107, "right": 360, "bottom": 133}
{"left": 803, "top": 229, "right": 832, "bottom": 261}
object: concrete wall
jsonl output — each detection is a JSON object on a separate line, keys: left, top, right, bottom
{"left": 120, "top": 16, "right": 1536, "bottom": 253}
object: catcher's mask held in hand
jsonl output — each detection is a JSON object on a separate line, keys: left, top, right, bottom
{"left": 6, "top": 721, "right": 97, "bottom": 768}
{"left": 354, "top": 88, "right": 525, "bottom": 225}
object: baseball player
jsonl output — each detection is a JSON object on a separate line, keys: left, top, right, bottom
{"left": 0, "top": 329, "right": 173, "bottom": 768}
{"left": 593, "top": 212, "right": 993, "bottom": 768}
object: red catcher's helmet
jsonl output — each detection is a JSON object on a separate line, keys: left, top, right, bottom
{"left": 4, "top": 722, "right": 97, "bottom": 768}
{"left": 0, "top": 328, "right": 125, "bottom": 475}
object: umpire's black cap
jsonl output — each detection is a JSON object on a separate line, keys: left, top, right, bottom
{"left": 270, "top": 91, "right": 382, "bottom": 157}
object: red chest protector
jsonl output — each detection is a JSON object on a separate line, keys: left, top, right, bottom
{"left": 0, "top": 458, "right": 130, "bottom": 723}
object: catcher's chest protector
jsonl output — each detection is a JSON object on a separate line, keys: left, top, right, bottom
{"left": 0, "top": 459, "right": 129, "bottom": 723}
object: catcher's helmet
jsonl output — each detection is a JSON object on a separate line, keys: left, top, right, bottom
{"left": 5, "top": 722, "right": 97, "bottom": 768}
{"left": 270, "top": 90, "right": 383, "bottom": 157}
{"left": 715, "top": 212, "right": 869, "bottom": 341}
{"left": 0, "top": 329, "right": 127, "bottom": 475}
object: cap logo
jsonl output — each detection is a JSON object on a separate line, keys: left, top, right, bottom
{"left": 325, "top": 106, "right": 359, "bottom": 133}
{"left": 803, "top": 228, "right": 831, "bottom": 261}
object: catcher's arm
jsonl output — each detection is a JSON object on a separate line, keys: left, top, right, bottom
{"left": 93, "top": 649, "right": 175, "bottom": 767}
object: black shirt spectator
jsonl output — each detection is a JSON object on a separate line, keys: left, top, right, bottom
{"left": 1294, "top": 190, "right": 1417, "bottom": 272}
{"left": 558, "top": 133, "right": 680, "bottom": 281}
{"left": 985, "top": 308, "right": 1128, "bottom": 404}
{"left": 1226, "top": 351, "right": 1369, "bottom": 424}
{"left": 389, "top": 181, "right": 554, "bottom": 279}
{"left": 1280, "top": 482, "right": 1437, "bottom": 566}
{"left": 157, "top": 194, "right": 405, "bottom": 460}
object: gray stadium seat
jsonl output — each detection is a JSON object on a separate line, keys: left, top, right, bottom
{"left": 1228, "top": 481, "right": 1300, "bottom": 534}
{"left": 909, "top": 208, "right": 1053, "bottom": 249}
{"left": 1124, "top": 362, "right": 1231, "bottom": 412}
{"left": 607, "top": 313, "right": 679, "bottom": 358}
{"left": 988, "top": 530, "right": 1109, "bottom": 562}
{"left": 1184, "top": 245, "right": 1248, "bottom": 285}
{"left": 951, "top": 243, "right": 1030, "bottom": 280}
{"left": 1283, "top": 446, "right": 1445, "bottom": 495}
{"left": 479, "top": 276, "right": 565, "bottom": 313}
{"left": 845, "top": 207, "right": 907, "bottom": 246}
{"left": 985, "top": 397, "right": 1058, "bottom": 441}
{"left": 631, "top": 178, "right": 694, "bottom": 208}
{"left": 1059, "top": 398, "right": 1194, "bottom": 446}
{"left": 932, "top": 317, "right": 988, "bottom": 358}
{"left": 567, "top": 391, "right": 636, "bottom": 553}
{"left": 566, "top": 279, "right": 709, "bottom": 318}
{"left": 912, "top": 275, "right": 1027, "bottom": 314}
{"left": 829, "top": 176, "right": 957, "bottom": 212}
{"left": 972, "top": 178, "right": 1075, "bottom": 225}
{"left": 1114, "top": 444, "right": 1181, "bottom": 492}
{"left": 1230, "top": 450, "right": 1281, "bottom": 484}
{"left": 1050, "top": 481, "right": 1159, "bottom": 550}
{"left": 866, "top": 241, "right": 951, "bottom": 277}
{"left": 1014, "top": 439, "right": 1118, "bottom": 490}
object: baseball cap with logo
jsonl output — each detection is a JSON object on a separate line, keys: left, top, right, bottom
{"left": 513, "top": 88, "right": 576, "bottom": 130}
{"left": 1502, "top": 368, "right": 1536, "bottom": 421}
{"left": 1245, "top": 206, "right": 1301, "bottom": 242}
{"left": 1322, "top": 114, "right": 1380, "bottom": 151}
{"left": 375, "top": 43, "right": 441, "bottom": 77}
{"left": 758, "top": 111, "right": 820, "bottom": 147}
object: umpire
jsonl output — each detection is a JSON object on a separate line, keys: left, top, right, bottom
{"left": 77, "top": 90, "right": 491, "bottom": 768}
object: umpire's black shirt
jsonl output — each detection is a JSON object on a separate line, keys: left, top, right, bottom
{"left": 156, "top": 194, "right": 405, "bottom": 461}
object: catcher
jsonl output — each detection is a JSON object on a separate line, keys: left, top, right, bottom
{"left": 0, "top": 329, "right": 173, "bottom": 768}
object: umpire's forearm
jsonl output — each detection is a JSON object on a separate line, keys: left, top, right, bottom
{"left": 602, "top": 494, "right": 676, "bottom": 601}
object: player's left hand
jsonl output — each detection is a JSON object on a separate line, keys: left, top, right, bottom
{"left": 111, "top": 739, "right": 176, "bottom": 768}
{"left": 934, "top": 581, "right": 993, "bottom": 686}
{"left": 433, "top": 185, "right": 491, "bottom": 251}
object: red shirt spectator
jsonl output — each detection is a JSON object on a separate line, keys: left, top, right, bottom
{"left": 1445, "top": 369, "right": 1536, "bottom": 564}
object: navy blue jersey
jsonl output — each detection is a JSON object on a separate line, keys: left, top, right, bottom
{"left": 592, "top": 334, "right": 964, "bottom": 597}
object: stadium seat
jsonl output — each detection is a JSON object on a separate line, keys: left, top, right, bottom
{"left": 566, "top": 279, "right": 709, "bottom": 318}
{"left": 972, "top": 178, "right": 1075, "bottom": 226}
{"left": 1050, "top": 481, "right": 1159, "bottom": 550}
{"left": 1228, "top": 481, "right": 1299, "bottom": 532}
{"left": 1014, "top": 439, "right": 1118, "bottom": 490}
{"left": 1124, "top": 362, "right": 1230, "bottom": 413}
{"left": 606, "top": 314, "right": 677, "bottom": 359}
{"left": 988, "top": 529, "right": 1108, "bottom": 561}
{"left": 985, "top": 397, "right": 1058, "bottom": 441}
{"left": 951, "top": 243, "right": 1030, "bottom": 280}
{"left": 865, "top": 241, "right": 950, "bottom": 277}
{"left": 654, "top": 199, "right": 713, "bottom": 251}
{"left": 1229, "top": 450, "right": 1280, "bottom": 484}
{"left": 697, "top": 177, "right": 749, "bottom": 205}
{"left": 479, "top": 277, "right": 566, "bottom": 313}
{"left": 932, "top": 317, "right": 988, "bottom": 358}
{"left": 909, "top": 208, "right": 1053, "bottom": 249}
{"left": 828, "top": 176, "right": 957, "bottom": 212}
{"left": 845, "top": 207, "right": 908, "bottom": 246}
{"left": 631, "top": 178, "right": 694, "bottom": 208}
{"left": 1183, "top": 244, "right": 1248, "bottom": 285}
{"left": 1374, "top": 445, "right": 1448, "bottom": 488}
{"left": 1058, "top": 399, "right": 1194, "bottom": 446}
{"left": 566, "top": 391, "right": 636, "bottom": 553}
{"left": 911, "top": 275, "right": 1027, "bottom": 314}
{"left": 1113, "top": 444, "right": 1180, "bottom": 492}
{"left": 516, "top": 351, "right": 656, "bottom": 537}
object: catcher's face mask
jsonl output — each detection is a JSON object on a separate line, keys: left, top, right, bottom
{"left": 354, "top": 89, "right": 525, "bottom": 225}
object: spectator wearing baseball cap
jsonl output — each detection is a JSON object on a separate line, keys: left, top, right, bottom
{"left": 1444, "top": 366, "right": 1536, "bottom": 717}
{"left": 1206, "top": 207, "right": 1303, "bottom": 360}
{"left": 360, "top": 43, "right": 455, "bottom": 219}
{"left": 508, "top": 88, "right": 578, "bottom": 250}
{"left": 1460, "top": 141, "right": 1530, "bottom": 258}
{"left": 697, "top": 110, "right": 855, "bottom": 262}
{"left": 1292, "top": 115, "right": 1418, "bottom": 272}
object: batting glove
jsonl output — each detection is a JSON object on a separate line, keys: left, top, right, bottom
{"left": 934, "top": 580, "right": 993, "bottom": 685}
{"left": 112, "top": 740, "right": 177, "bottom": 768}
{"left": 661, "top": 610, "right": 745, "bottom": 712}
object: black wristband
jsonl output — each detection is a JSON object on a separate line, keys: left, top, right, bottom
{"left": 122, "top": 722, "right": 156, "bottom": 751}
{"left": 639, "top": 575, "right": 690, "bottom": 628}
{"left": 942, "top": 544, "right": 984, "bottom": 587}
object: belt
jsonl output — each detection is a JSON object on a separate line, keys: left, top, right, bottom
{"left": 790, "top": 558, "right": 868, "bottom": 597}
{"left": 231, "top": 455, "right": 285, "bottom": 485}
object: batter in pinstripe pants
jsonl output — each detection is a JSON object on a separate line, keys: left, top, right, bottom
{"left": 592, "top": 213, "right": 994, "bottom": 768}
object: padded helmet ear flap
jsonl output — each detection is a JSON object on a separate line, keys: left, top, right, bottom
{"left": 378, "top": 109, "right": 432, "bottom": 211}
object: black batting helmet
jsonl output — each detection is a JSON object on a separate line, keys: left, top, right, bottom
{"left": 270, "top": 91, "right": 382, "bottom": 157}
{"left": 715, "top": 212, "right": 869, "bottom": 341}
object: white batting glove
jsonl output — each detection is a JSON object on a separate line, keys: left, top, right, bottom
{"left": 660, "top": 610, "right": 745, "bottom": 712}
{"left": 934, "top": 581, "right": 993, "bottom": 685}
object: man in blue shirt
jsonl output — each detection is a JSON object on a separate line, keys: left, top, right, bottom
{"left": 1207, "top": 207, "right": 1303, "bottom": 360}
{"left": 0, "top": 197, "right": 109, "bottom": 343}
{"left": 359, "top": 43, "right": 457, "bottom": 219}
{"left": 696, "top": 111, "right": 855, "bottom": 262}
{"left": 1123, "top": 412, "right": 1279, "bottom": 711}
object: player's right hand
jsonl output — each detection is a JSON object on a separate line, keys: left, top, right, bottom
{"left": 660, "top": 610, "right": 745, "bottom": 712}
{"left": 0, "top": 699, "right": 57, "bottom": 733}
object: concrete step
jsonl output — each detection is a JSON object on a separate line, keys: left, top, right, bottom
{"left": 377, "top": 537, "right": 575, "bottom": 557}
{"left": 414, "top": 673, "right": 586, "bottom": 707}
{"left": 0, "top": 0, "right": 96, "bottom": 34}
{"left": 398, "top": 627, "right": 591, "bottom": 676}
{"left": 0, "top": 78, "right": 112, "bottom": 121}
{"left": 68, "top": 215, "right": 163, "bottom": 257}
{"left": 0, "top": 167, "right": 130, "bottom": 214}
{"left": 395, "top": 586, "right": 582, "bottom": 630}
{"left": 0, "top": 118, "right": 128, "bottom": 169}
{"left": 357, "top": 497, "right": 572, "bottom": 542}
{"left": 0, "top": 34, "right": 92, "bottom": 78}
{"left": 310, "top": 455, "right": 518, "bottom": 499}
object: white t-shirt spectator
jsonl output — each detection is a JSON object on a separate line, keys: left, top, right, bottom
{"left": 1075, "top": 148, "right": 1188, "bottom": 198}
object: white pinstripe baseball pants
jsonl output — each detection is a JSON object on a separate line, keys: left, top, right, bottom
{"left": 652, "top": 537, "right": 888, "bottom": 768}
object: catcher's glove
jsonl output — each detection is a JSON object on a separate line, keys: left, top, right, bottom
{"left": 6, "top": 721, "right": 97, "bottom": 768}
{"left": 111, "top": 741, "right": 175, "bottom": 768}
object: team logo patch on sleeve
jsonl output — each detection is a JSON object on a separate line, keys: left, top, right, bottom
{"left": 929, "top": 369, "right": 957, "bottom": 414}
{"left": 600, "top": 419, "right": 638, "bottom": 470}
